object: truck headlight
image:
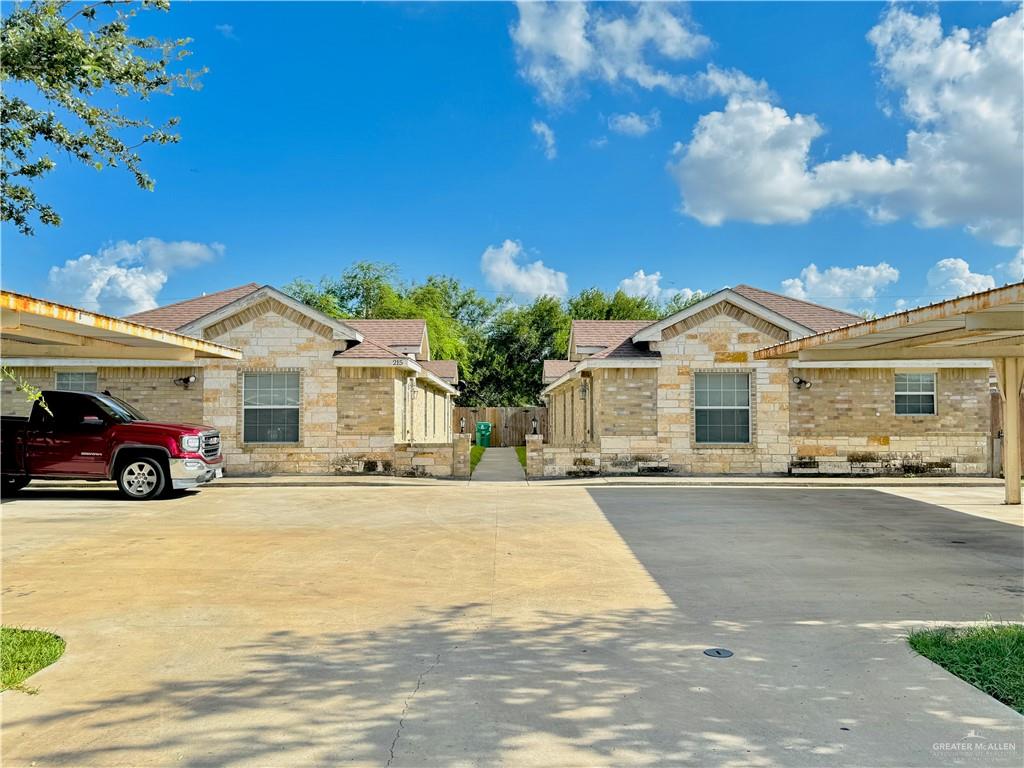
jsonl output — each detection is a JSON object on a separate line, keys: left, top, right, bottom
{"left": 181, "top": 435, "right": 202, "bottom": 452}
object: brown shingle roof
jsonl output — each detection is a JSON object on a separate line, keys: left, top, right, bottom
{"left": 543, "top": 360, "right": 578, "bottom": 383}
{"left": 345, "top": 319, "right": 426, "bottom": 350}
{"left": 333, "top": 338, "right": 404, "bottom": 359}
{"left": 571, "top": 320, "right": 653, "bottom": 348}
{"left": 124, "top": 283, "right": 261, "bottom": 331}
{"left": 419, "top": 360, "right": 458, "bottom": 383}
{"left": 731, "top": 285, "right": 861, "bottom": 333}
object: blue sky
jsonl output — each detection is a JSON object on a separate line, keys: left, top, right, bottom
{"left": 2, "top": 1, "right": 1022, "bottom": 316}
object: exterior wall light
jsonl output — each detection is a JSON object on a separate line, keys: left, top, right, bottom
{"left": 174, "top": 374, "right": 197, "bottom": 389}
{"left": 792, "top": 376, "right": 812, "bottom": 390}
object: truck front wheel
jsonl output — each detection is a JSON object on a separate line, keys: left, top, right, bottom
{"left": 116, "top": 457, "right": 167, "bottom": 501}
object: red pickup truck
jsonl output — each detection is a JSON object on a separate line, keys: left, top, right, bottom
{"left": 2, "top": 390, "right": 223, "bottom": 500}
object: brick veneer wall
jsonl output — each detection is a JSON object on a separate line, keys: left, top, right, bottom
{"left": 593, "top": 367, "right": 657, "bottom": 437}
{"left": 1, "top": 366, "right": 202, "bottom": 423}
{"left": 788, "top": 367, "right": 990, "bottom": 475}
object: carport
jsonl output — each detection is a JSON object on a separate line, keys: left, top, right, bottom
{"left": 0, "top": 290, "right": 241, "bottom": 363}
{"left": 756, "top": 282, "right": 1024, "bottom": 504}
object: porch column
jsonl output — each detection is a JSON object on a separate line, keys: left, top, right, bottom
{"left": 994, "top": 357, "right": 1024, "bottom": 505}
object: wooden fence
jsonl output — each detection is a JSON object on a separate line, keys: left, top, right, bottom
{"left": 453, "top": 406, "right": 547, "bottom": 447}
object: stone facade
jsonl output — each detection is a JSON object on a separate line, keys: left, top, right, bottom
{"left": 539, "top": 302, "right": 992, "bottom": 477}
{"left": 3, "top": 297, "right": 458, "bottom": 476}
{"left": 788, "top": 367, "right": 990, "bottom": 475}
{"left": 2, "top": 365, "right": 203, "bottom": 424}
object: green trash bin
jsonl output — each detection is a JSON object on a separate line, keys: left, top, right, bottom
{"left": 475, "top": 421, "right": 492, "bottom": 448}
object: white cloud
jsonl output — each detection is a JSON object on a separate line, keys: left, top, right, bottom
{"left": 531, "top": 119, "right": 557, "bottom": 159}
{"left": 670, "top": 6, "right": 1023, "bottom": 248}
{"left": 214, "top": 23, "right": 237, "bottom": 40}
{"left": 608, "top": 109, "right": 660, "bottom": 137}
{"left": 925, "top": 258, "right": 995, "bottom": 299}
{"left": 997, "top": 249, "right": 1024, "bottom": 283}
{"left": 617, "top": 269, "right": 693, "bottom": 303}
{"left": 781, "top": 262, "right": 899, "bottom": 309}
{"left": 47, "top": 238, "right": 224, "bottom": 315}
{"left": 480, "top": 239, "right": 568, "bottom": 300}
{"left": 512, "top": 1, "right": 708, "bottom": 104}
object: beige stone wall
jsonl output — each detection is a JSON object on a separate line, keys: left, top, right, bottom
{"left": 393, "top": 442, "right": 453, "bottom": 477}
{"left": 593, "top": 367, "right": 657, "bottom": 437}
{"left": 546, "top": 378, "right": 590, "bottom": 446}
{"left": 653, "top": 307, "right": 791, "bottom": 474}
{"left": 1, "top": 366, "right": 202, "bottom": 424}
{"left": 2, "top": 367, "right": 56, "bottom": 416}
{"left": 789, "top": 367, "right": 990, "bottom": 475}
{"left": 203, "top": 307, "right": 341, "bottom": 474}
{"left": 452, "top": 433, "right": 472, "bottom": 478}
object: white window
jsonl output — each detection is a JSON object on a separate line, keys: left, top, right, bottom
{"left": 895, "top": 373, "right": 936, "bottom": 415}
{"left": 243, "top": 372, "right": 299, "bottom": 443}
{"left": 55, "top": 371, "right": 97, "bottom": 392}
{"left": 695, "top": 373, "right": 750, "bottom": 444}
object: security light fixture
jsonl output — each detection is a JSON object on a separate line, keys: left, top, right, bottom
{"left": 174, "top": 374, "right": 197, "bottom": 389}
{"left": 792, "top": 376, "right": 812, "bottom": 390}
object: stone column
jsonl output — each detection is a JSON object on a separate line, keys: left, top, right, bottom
{"left": 525, "top": 434, "right": 544, "bottom": 479}
{"left": 452, "top": 432, "right": 472, "bottom": 479}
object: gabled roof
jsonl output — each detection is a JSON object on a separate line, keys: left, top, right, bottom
{"left": 543, "top": 359, "right": 577, "bottom": 383}
{"left": 731, "top": 285, "right": 861, "bottom": 334}
{"left": 124, "top": 283, "right": 261, "bottom": 331}
{"left": 419, "top": 359, "right": 458, "bottom": 383}
{"left": 333, "top": 337, "right": 405, "bottom": 359}
{"left": 570, "top": 320, "right": 652, "bottom": 349}
{"left": 345, "top": 319, "right": 427, "bottom": 352}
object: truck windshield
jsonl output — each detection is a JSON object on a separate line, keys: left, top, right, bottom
{"left": 95, "top": 394, "right": 148, "bottom": 422}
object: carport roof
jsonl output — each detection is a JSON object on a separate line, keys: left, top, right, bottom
{"left": 754, "top": 282, "right": 1024, "bottom": 361}
{"left": 0, "top": 290, "right": 242, "bottom": 361}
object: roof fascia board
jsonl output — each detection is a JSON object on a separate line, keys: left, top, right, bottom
{"left": 541, "top": 357, "right": 659, "bottom": 395}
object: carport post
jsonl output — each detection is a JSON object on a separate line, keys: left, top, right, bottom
{"left": 994, "top": 357, "right": 1024, "bottom": 505}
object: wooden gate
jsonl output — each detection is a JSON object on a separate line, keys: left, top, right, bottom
{"left": 453, "top": 406, "right": 547, "bottom": 447}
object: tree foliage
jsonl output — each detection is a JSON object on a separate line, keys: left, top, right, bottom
{"left": 287, "top": 263, "right": 707, "bottom": 407}
{"left": 1, "top": 0, "right": 201, "bottom": 234}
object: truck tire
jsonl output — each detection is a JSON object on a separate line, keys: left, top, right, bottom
{"left": 2, "top": 475, "right": 29, "bottom": 496}
{"left": 116, "top": 456, "right": 167, "bottom": 501}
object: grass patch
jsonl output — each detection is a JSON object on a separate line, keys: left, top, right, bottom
{"left": 470, "top": 445, "right": 485, "bottom": 474}
{"left": 2, "top": 626, "right": 66, "bottom": 693}
{"left": 515, "top": 445, "right": 527, "bottom": 469}
{"left": 908, "top": 623, "right": 1024, "bottom": 714}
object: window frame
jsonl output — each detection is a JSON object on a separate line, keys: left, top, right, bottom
{"left": 693, "top": 371, "right": 752, "bottom": 445}
{"left": 241, "top": 371, "right": 301, "bottom": 444}
{"left": 55, "top": 370, "right": 98, "bottom": 392}
{"left": 894, "top": 372, "right": 937, "bottom": 416}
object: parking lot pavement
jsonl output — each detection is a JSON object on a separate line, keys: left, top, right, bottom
{"left": 2, "top": 485, "right": 1021, "bottom": 767}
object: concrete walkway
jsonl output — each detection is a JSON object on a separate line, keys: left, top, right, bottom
{"left": 471, "top": 446, "right": 525, "bottom": 482}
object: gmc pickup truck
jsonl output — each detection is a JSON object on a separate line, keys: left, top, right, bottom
{"left": 2, "top": 390, "right": 223, "bottom": 500}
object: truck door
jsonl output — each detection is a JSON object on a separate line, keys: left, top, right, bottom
{"left": 27, "top": 394, "right": 110, "bottom": 477}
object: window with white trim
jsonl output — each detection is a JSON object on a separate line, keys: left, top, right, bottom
{"left": 55, "top": 371, "right": 97, "bottom": 392}
{"left": 243, "top": 372, "right": 300, "bottom": 442}
{"left": 694, "top": 372, "right": 750, "bottom": 444}
{"left": 895, "top": 373, "right": 936, "bottom": 415}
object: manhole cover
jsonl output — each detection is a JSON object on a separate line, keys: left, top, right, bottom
{"left": 703, "top": 648, "right": 733, "bottom": 658}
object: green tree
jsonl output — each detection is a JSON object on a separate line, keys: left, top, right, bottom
{"left": 661, "top": 290, "right": 707, "bottom": 316}
{"left": 1, "top": 0, "right": 201, "bottom": 235}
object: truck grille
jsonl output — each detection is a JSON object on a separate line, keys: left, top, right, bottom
{"left": 201, "top": 431, "right": 221, "bottom": 460}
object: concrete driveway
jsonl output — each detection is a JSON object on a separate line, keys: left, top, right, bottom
{"left": 2, "top": 485, "right": 1021, "bottom": 767}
